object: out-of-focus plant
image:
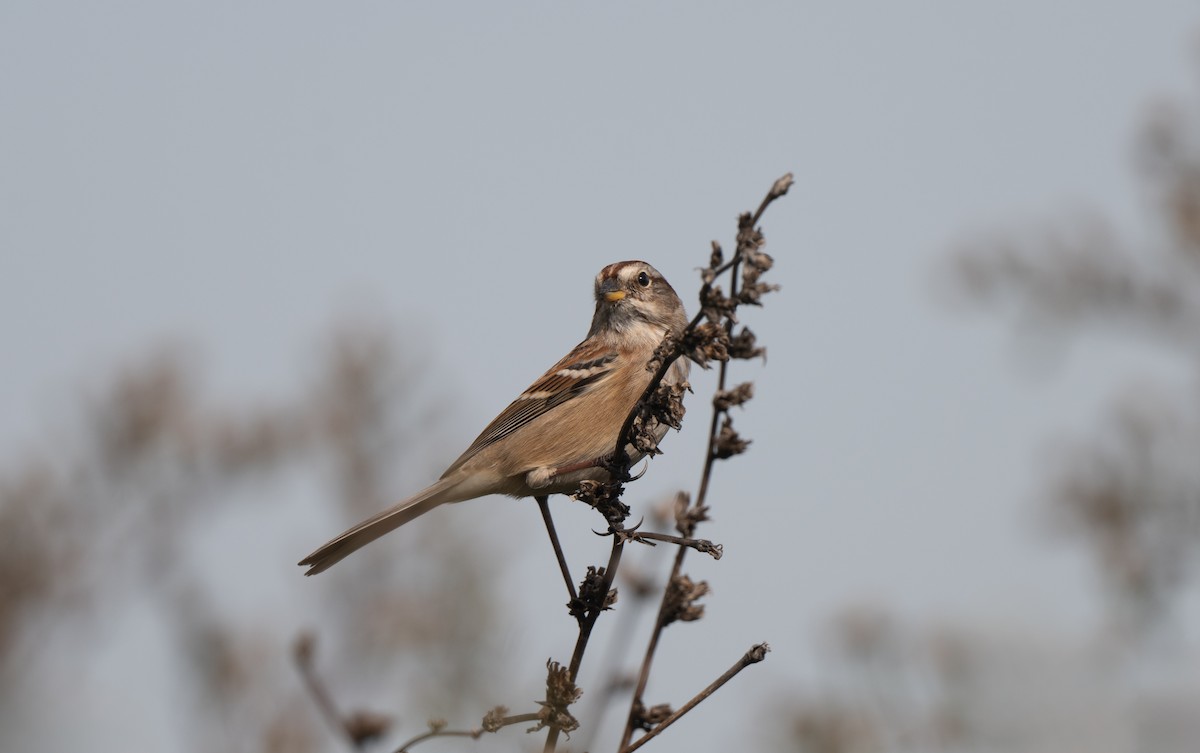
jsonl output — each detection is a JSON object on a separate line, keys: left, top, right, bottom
{"left": 948, "top": 63, "right": 1200, "bottom": 633}
{"left": 0, "top": 323, "right": 505, "bottom": 752}
{"left": 770, "top": 46, "right": 1200, "bottom": 753}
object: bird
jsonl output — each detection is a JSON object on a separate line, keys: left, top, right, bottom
{"left": 299, "top": 260, "right": 690, "bottom": 575}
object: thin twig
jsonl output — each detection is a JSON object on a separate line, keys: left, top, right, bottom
{"left": 293, "top": 633, "right": 362, "bottom": 750}
{"left": 751, "top": 173, "right": 794, "bottom": 226}
{"left": 544, "top": 531, "right": 626, "bottom": 752}
{"left": 393, "top": 713, "right": 541, "bottom": 753}
{"left": 573, "top": 571, "right": 655, "bottom": 753}
{"left": 620, "top": 644, "right": 770, "bottom": 753}
{"left": 617, "top": 529, "right": 723, "bottom": 559}
{"left": 538, "top": 495, "right": 578, "bottom": 605}
{"left": 568, "top": 534, "right": 625, "bottom": 680}
{"left": 394, "top": 729, "right": 481, "bottom": 752}
{"left": 618, "top": 537, "right": 685, "bottom": 749}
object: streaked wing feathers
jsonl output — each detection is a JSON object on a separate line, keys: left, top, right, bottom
{"left": 441, "top": 342, "right": 618, "bottom": 476}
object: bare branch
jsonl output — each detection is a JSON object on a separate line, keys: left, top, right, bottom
{"left": 393, "top": 726, "right": 481, "bottom": 753}
{"left": 621, "top": 643, "right": 771, "bottom": 752}
{"left": 392, "top": 711, "right": 542, "bottom": 753}
{"left": 615, "top": 529, "right": 724, "bottom": 560}
{"left": 294, "top": 632, "right": 392, "bottom": 750}
{"left": 538, "top": 496, "right": 578, "bottom": 608}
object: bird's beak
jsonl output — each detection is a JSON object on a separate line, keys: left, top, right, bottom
{"left": 599, "top": 278, "right": 625, "bottom": 302}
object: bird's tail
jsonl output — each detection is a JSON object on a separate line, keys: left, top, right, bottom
{"left": 299, "top": 477, "right": 460, "bottom": 575}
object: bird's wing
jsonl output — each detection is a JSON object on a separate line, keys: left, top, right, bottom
{"left": 441, "top": 339, "right": 619, "bottom": 477}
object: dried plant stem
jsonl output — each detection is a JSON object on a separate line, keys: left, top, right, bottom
{"left": 619, "top": 644, "right": 770, "bottom": 753}
{"left": 618, "top": 309, "right": 736, "bottom": 752}
{"left": 573, "top": 594, "right": 649, "bottom": 753}
{"left": 754, "top": 173, "right": 794, "bottom": 226}
{"left": 395, "top": 729, "right": 482, "bottom": 751}
{"left": 538, "top": 495, "right": 579, "bottom": 605}
{"left": 619, "top": 529, "right": 723, "bottom": 559}
{"left": 569, "top": 536, "right": 625, "bottom": 679}
{"left": 695, "top": 357, "right": 732, "bottom": 511}
{"left": 614, "top": 175, "right": 792, "bottom": 473}
{"left": 618, "top": 545, "right": 682, "bottom": 749}
{"left": 618, "top": 174, "right": 791, "bottom": 751}
{"left": 294, "top": 635, "right": 361, "bottom": 750}
{"left": 393, "top": 713, "right": 541, "bottom": 753}
{"left": 543, "top": 532, "right": 626, "bottom": 752}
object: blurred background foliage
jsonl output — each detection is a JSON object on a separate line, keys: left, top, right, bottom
{"left": 0, "top": 324, "right": 509, "bottom": 752}
{"left": 773, "top": 56, "right": 1200, "bottom": 753}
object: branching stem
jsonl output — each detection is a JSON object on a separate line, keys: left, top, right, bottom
{"left": 294, "top": 634, "right": 362, "bottom": 750}
{"left": 618, "top": 174, "right": 791, "bottom": 751}
{"left": 392, "top": 713, "right": 541, "bottom": 753}
{"left": 617, "top": 529, "right": 723, "bottom": 559}
{"left": 620, "top": 644, "right": 770, "bottom": 752}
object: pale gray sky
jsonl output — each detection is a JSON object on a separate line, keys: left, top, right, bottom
{"left": 3, "top": 2, "right": 1200, "bottom": 751}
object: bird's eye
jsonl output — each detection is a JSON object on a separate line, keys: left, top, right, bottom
{"left": 636, "top": 271, "right": 651, "bottom": 287}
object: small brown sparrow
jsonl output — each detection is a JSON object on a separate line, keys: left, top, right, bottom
{"left": 300, "top": 260, "right": 690, "bottom": 575}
